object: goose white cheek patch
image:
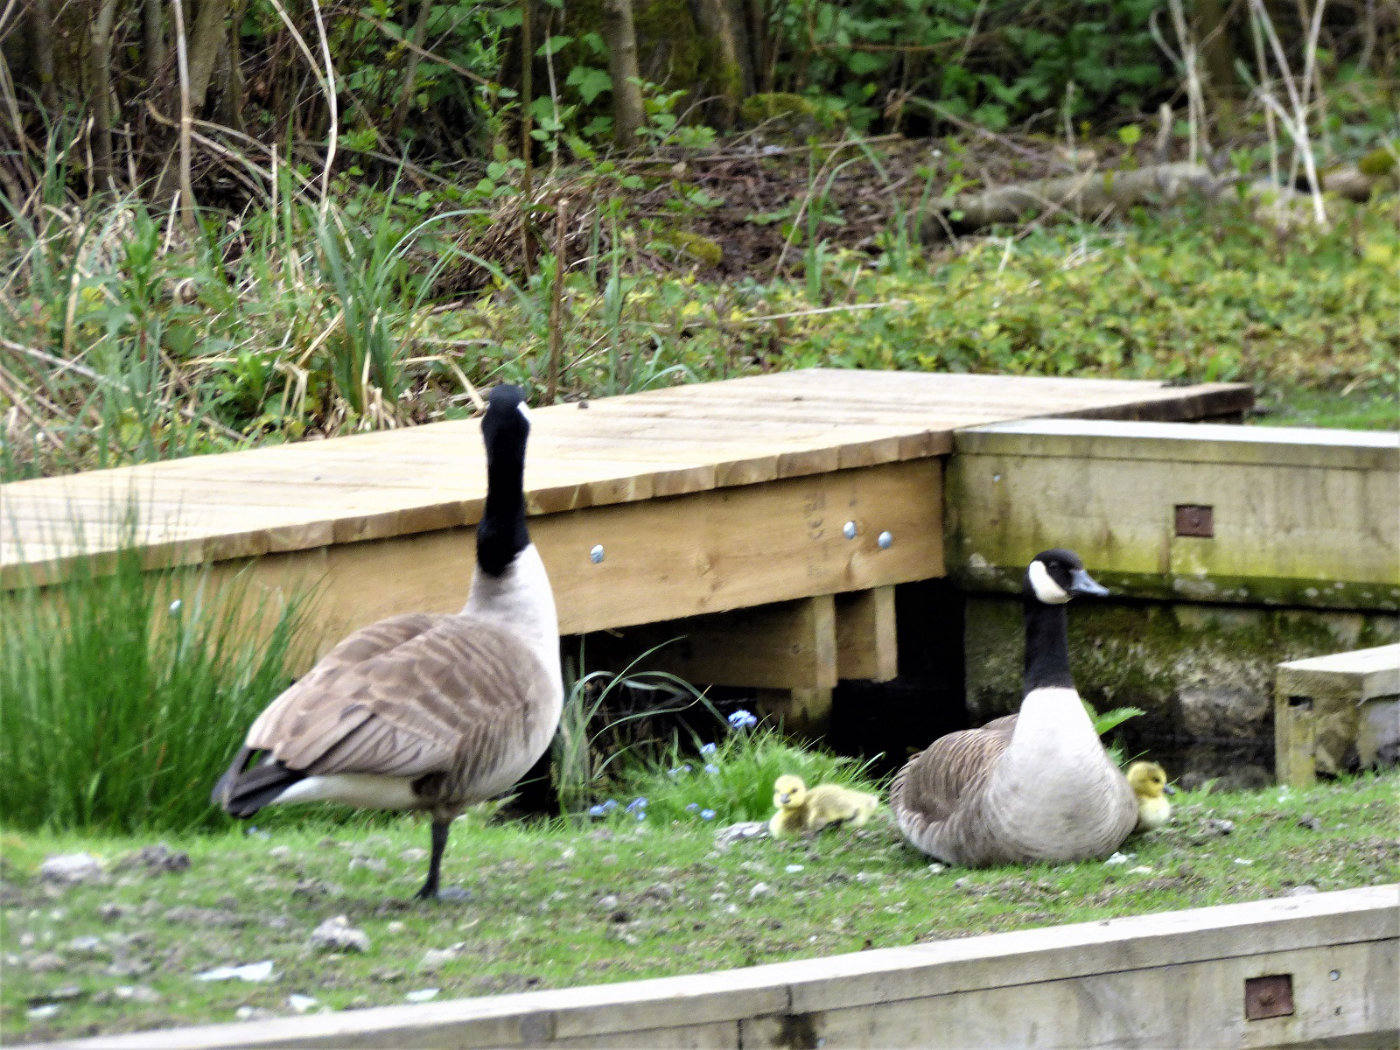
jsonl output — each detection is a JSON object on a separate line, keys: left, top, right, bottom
{"left": 517, "top": 402, "right": 533, "bottom": 423}
{"left": 1028, "top": 560, "right": 1070, "bottom": 604}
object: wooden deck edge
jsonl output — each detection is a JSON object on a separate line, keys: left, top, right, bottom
{"left": 40, "top": 884, "right": 1399, "bottom": 1050}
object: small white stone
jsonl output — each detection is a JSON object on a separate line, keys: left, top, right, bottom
{"left": 1103, "top": 852, "right": 1132, "bottom": 866}
{"left": 287, "top": 994, "right": 319, "bottom": 1014}
{"left": 236, "top": 1006, "right": 275, "bottom": 1021}
{"left": 1233, "top": 858, "right": 1254, "bottom": 866}
{"left": 1128, "top": 866, "right": 1154, "bottom": 875}
{"left": 40, "top": 853, "right": 103, "bottom": 884}
{"left": 310, "top": 915, "right": 369, "bottom": 953}
{"left": 927, "top": 863, "right": 947, "bottom": 874}
{"left": 195, "top": 960, "right": 276, "bottom": 983}
{"left": 386, "top": 921, "right": 406, "bottom": 934}
{"left": 749, "top": 882, "right": 771, "bottom": 900}
{"left": 785, "top": 864, "right": 804, "bottom": 873}
{"left": 405, "top": 988, "right": 439, "bottom": 1003}
{"left": 27, "top": 1004, "right": 61, "bottom": 1021}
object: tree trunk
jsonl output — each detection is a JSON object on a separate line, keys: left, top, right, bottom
{"left": 144, "top": 0, "right": 168, "bottom": 82}
{"left": 87, "top": 0, "right": 123, "bottom": 191}
{"left": 389, "top": 0, "right": 435, "bottom": 139}
{"left": 744, "top": 0, "right": 772, "bottom": 93}
{"left": 693, "top": 0, "right": 744, "bottom": 126}
{"left": 1195, "top": 0, "right": 1239, "bottom": 121}
{"left": 600, "top": 0, "right": 643, "bottom": 149}
{"left": 28, "top": 0, "right": 61, "bottom": 112}
{"left": 187, "top": 0, "right": 234, "bottom": 113}
{"left": 213, "top": 0, "right": 246, "bottom": 131}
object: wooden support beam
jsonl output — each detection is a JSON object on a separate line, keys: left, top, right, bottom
{"left": 836, "top": 585, "right": 897, "bottom": 682}
{"left": 1275, "top": 644, "right": 1400, "bottom": 785}
{"left": 193, "top": 460, "right": 942, "bottom": 671}
{"left": 585, "top": 594, "right": 839, "bottom": 693}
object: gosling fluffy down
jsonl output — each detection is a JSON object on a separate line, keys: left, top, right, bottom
{"left": 1126, "top": 760, "right": 1174, "bottom": 832}
{"left": 768, "top": 775, "right": 879, "bottom": 838}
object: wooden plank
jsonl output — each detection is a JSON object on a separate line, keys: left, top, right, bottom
{"left": 584, "top": 595, "right": 839, "bottom": 692}
{"left": 1277, "top": 644, "right": 1400, "bottom": 701}
{"left": 835, "top": 585, "right": 898, "bottom": 682}
{"left": 212, "top": 460, "right": 943, "bottom": 657}
{"left": 947, "top": 420, "right": 1400, "bottom": 609}
{"left": 534, "top": 460, "right": 944, "bottom": 635}
{"left": 744, "top": 941, "right": 1397, "bottom": 1050}
{"left": 43, "top": 886, "right": 1396, "bottom": 1050}
{"left": 1, "top": 372, "right": 1249, "bottom": 588}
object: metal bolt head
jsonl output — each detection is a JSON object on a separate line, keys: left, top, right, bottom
{"left": 842, "top": 521, "right": 857, "bottom": 540}
{"left": 589, "top": 544, "right": 605, "bottom": 564}
{"left": 877, "top": 531, "right": 893, "bottom": 550}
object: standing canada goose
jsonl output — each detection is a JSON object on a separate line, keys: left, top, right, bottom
{"left": 890, "top": 549, "right": 1136, "bottom": 867}
{"left": 212, "top": 384, "right": 562, "bottom": 900}
{"left": 1126, "top": 760, "right": 1174, "bottom": 832}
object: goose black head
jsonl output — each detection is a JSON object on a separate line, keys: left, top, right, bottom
{"left": 477, "top": 384, "right": 532, "bottom": 576}
{"left": 481, "top": 383, "right": 531, "bottom": 450}
{"left": 1023, "top": 548, "right": 1109, "bottom": 605}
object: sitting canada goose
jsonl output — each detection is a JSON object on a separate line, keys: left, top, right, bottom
{"left": 768, "top": 774, "right": 879, "bottom": 838}
{"left": 212, "top": 384, "right": 562, "bottom": 900}
{"left": 1126, "top": 760, "right": 1174, "bottom": 832}
{"left": 890, "top": 549, "right": 1136, "bottom": 867}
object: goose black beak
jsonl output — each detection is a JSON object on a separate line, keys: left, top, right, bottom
{"left": 1069, "top": 568, "right": 1109, "bottom": 598}
{"left": 1164, "top": 784, "right": 1178, "bottom": 796}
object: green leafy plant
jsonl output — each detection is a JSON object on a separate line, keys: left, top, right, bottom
{"left": 603, "top": 718, "right": 883, "bottom": 826}
{"left": 0, "top": 512, "right": 312, "bottom": 833}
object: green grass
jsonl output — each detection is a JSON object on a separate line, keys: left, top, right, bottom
{"left": 1254, "top": 387, "right": 1400, "bottom": 430}
{"left": 2, "top": 771, "right": 1395, "bottom": 1042}
{"left": 0, "top": 527, "right": 311, "bottom": 833}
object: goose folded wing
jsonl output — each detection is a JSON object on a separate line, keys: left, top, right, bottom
{"left": 246, "top": 616, "right": 537, "bottom": 780}
{"left": 894, "top": 717, "right": 1017, "bottom": 824}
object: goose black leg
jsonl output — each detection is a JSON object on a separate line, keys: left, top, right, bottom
{"left": 415, "top": 819, "right": 451, "bottom": 900}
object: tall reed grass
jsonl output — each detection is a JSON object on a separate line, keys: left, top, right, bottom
{"left": 0, "top": 517, "right": 311, "bottom": 833}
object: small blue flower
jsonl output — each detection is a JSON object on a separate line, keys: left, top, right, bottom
{"left": 699, "top": 742, "right": 717, "bottom": 756}
{"left": 727, "top": 709, "right": 758, "bottom": 731}
{"left": 625, "top": 796, "right": 648, "bottom": 812}
{"left": 685, "top": 802, "right": 700, "bottom": 812}
{"left": 634, "top": 811, "right": 646, "bottom": 822}
{"left": 700, "top": 809, "right": 716, "bottom": 820}
{"left": 587, "top": 804, "right": 607, "bottom": 818}
{"left": 704, "top": 763, "right": 719, "bottom": 774}
{"left": 601, "top": 798, "right": 618, "bottom": 812}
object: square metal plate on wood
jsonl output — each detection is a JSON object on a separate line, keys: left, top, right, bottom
{"left": 1175, "top": 504, "right": 1215, "bottom": 538}
{"left": 1245, "top": 974, "right": 1295, "bottom": 1020}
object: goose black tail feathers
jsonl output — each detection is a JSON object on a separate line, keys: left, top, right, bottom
{"left": 212, "top": 746, "right": 306, "bottom": 818}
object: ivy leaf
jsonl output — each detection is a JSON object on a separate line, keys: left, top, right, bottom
{"left": 567, "top": 65, "right": 612, "bottom": 105}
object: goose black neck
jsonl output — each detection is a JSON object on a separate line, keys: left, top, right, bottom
{"left": 476, "top": 431, "right": 529, "bottom": 577}
{"left": 1022, "top": 600, "right": 1075, "bottom": 693}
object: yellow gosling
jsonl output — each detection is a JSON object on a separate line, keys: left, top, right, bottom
{"left": 1126, "top": 760, "right": 1173, "bottom": 832}
{"left": 768, "top": 774, "right": 879, "bottom": 838}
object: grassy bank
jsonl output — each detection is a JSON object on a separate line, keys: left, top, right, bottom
{"left": 5, "top": 175, "right": 1397, "bottom": 482}
{"left": 3, "top": 770, "right": 1396, "bottom": 1043}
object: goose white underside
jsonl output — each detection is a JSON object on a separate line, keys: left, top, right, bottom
{"left": 269, "top": 774, "right": 420, "bottom": 811}
{"left": 983, "top": 687, "right": 1134, "bottom": 860}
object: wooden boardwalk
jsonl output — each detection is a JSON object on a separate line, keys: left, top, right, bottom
{"left": 1, "top": 370, "right": 1248, "bottom": 717}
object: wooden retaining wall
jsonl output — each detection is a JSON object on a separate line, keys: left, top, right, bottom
{"left": 946, "top": 419, "right": 1400, "bottom": 611}
{"left": 46, "top": 884, "right": 1399, "bottom": 1050}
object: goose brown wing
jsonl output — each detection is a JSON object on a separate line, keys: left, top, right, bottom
{"left": 891, "top": 715, "right": 1017, "bottom": 827}
{"left": 246, "top": 614, "right": 549, "bottom": 781}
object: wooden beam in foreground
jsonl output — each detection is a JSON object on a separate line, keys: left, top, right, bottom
{"left": 43, "top": 884, "right": 1398, "bottom": 1050}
